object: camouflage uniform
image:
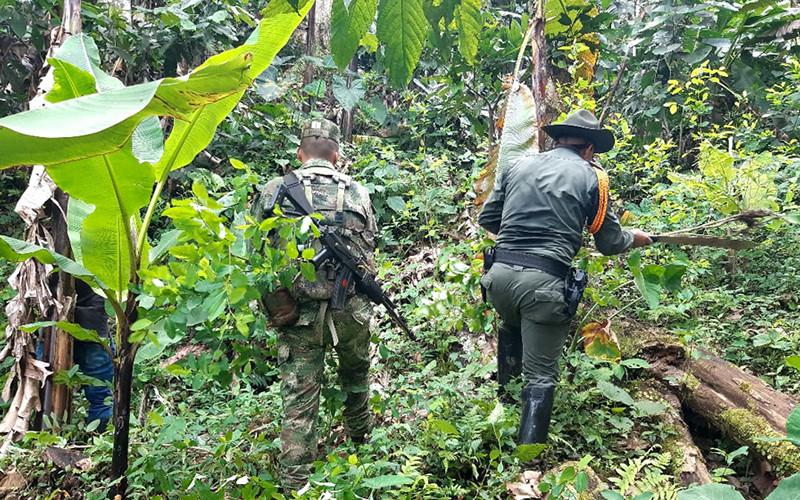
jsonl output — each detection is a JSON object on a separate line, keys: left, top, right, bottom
{"left": 255, "top": 119, "right": 378, "bottom": 489}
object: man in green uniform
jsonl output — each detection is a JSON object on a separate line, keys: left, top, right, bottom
{"left": 254, "top": 119, "right": 377, "bottom": 490}
{"left": 478, "top": 109, "right": 652, "bottom": 445}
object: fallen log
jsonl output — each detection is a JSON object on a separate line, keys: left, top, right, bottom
{"left": 636, "top": 380, "right": 713, "bottom": 486}
{"left": 637, "top": 340, "right": 800, "bottom": 477}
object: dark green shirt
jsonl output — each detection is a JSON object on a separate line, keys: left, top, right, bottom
{"left": 478, "top": 146, "right": 634, "bottom": 266}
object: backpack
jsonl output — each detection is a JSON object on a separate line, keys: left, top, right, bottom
{"left": 287, "top": 164, "right": 375, "bottom": 300}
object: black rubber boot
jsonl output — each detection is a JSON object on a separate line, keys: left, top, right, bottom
{"left": 517, "top": 385, "right": 555, "bottom": 445}
{"left": 497, "top": 324, "right": 523, "bottom": 403}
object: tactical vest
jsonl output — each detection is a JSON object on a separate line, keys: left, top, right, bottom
{"left": 287, "top": 161, "right": 374, "bottom": 300}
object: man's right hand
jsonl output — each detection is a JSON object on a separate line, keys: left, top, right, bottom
{"left": 631, "top": 229, "right": 654, "bottom": 248}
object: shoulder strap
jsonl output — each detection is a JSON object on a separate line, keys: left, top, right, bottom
{"left": 296, "top": 166, "right": 353, "bottom": 223}
{"left": 282, "top": 172, "right": 316, "bottom": 216}
{"left": 587, "top": 163, "right": 609, "bottom": 234}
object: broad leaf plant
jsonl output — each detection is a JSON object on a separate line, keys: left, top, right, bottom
{"left": 0, "top": 0, "right": 313, "bottom": 494}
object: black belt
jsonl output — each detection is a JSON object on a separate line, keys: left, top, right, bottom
{"left": 494, "top": 249, "right": 569, "bottom": 280}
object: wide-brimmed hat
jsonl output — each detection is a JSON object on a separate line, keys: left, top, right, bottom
{"left": 542, "top": 109, "right": 615, "bottom": 153}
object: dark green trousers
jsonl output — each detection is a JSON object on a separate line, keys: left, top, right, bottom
{"left": 481, "top": 262, "right": 572, "bottom": 386}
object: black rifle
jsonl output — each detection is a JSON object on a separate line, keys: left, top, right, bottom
{"left": 268, "top": 172, "right": 414, "bottom": 339}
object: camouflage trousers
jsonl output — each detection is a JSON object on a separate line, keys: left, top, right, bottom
{"left": 278, "top": 295, "right": 373, "bottom": 489}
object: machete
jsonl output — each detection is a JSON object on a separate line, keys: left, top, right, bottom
{"left": 650, "top": 233, "right": 757, "bottom": 250}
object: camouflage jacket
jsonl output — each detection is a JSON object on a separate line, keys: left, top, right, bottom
{"left": 257, "top": 158, "right": 378, "bottom": 300}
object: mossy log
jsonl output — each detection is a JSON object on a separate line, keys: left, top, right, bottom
{"left": 640, "top": 341, "right": 800, "bottom": 477}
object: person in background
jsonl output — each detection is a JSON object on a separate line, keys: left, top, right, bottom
{"left": 40, "top": 276, "right": 114, "bottom": 432}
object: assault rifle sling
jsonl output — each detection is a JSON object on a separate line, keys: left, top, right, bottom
{"left": 269, "top": 172, "right": 415, "bottom": 339}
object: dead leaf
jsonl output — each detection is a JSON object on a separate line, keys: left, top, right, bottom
{"left": 581, "top": 320, "right": 621, "bottom": 362}
{"left": 506, "top": 481, "right": 541, "bottom": 499}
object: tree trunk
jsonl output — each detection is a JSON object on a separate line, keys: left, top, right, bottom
{"left": 109, "top": 297, "right": 137, "bottom": 499}
{"left": 302, "top": 3, "right": 317, "bottom": 113}
{"left": 641, "top": 341, "right": 800, "bottom": 477}
{"left": 40, "top": 189, "right": 76, "bottom": 426}
{"left": 314, "top": 0, "right": 333, "bottom": 52}
{"left": 531, "top": 0, "right": 547, "bottom": 152}
{"left": 109, "top": 342, "right": 135, "bottom": 499}
{"left": 341, "top": 57, "right": 358, "bottom": 142}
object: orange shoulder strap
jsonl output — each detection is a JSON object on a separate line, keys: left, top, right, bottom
{"left": 588, "top": 163, "right": 609, "bottom": 234}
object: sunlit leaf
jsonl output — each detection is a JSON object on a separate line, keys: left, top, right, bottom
{"left": 488, "top": 401, "right": 504, "bottom": 425}
{"left": 513, "top": 443, "right": 546, "bottom": 462}
{"left": 428, "top": 418, "right": 459, "bottom": 435}
{"left": 0, "top": 53, "right": 253, "bottom": 171}
{"left": 456, "top": 0, "right": 481, "bottom": 65}
{"left": 784, "top": 356, "right": 800, "bottom": 375}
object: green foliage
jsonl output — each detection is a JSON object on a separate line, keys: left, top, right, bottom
{"left": 605, "top": 454, "right": 679, "bottom": 500}
{"left": 416, "top": 241, "right": 494, "bottom": 335}
{"left": 376, "top": 0, "right": 427, "bottom": 87}
{"left": 331, "top": 0, "right": 379, "bottom": 68}
{"left": 5, "top": 1, "right": 800, "bottom": 499}
{"left": 627, "top": 250, "right": 685, "bottom": 309}
{"left": 667, "top": 142, "right": 780, "bottom": 216}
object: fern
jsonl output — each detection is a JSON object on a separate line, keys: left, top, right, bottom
{"left": 608, "top": 452, "right": 680, "bottom": 500}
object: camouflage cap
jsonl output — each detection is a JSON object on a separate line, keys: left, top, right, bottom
{"left": 301, "top": 119, "right": 340, "bottom": 144}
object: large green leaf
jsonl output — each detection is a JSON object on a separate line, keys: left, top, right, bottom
{"left": 376, "top": 0, "right": 428, "bottom": 87}
{"left": 628, "top": 250, "right": 662, "bottom": 308}
{"left": 677, "top": 483, "right": 744, "bottom": 500}
{"left": 0, "top": 0, "right": 310, "bottom": 298}
{"left": 67, "top": 198, "right": 93, "bottom": 267}
{"left": 456, "top": 0, "right": 481, "bottom": 64}
{"left": 0, "top": 235, "right": 103, "bottom": 290}
{"left": 766, "top": 474, "right": 800, "bottom": 500}
{"left": 48, "top": 141, "right": 154, "bottom": 292}
{"left": 786, "top": 406, "right": 800, "bottom": 447}
{"left": 47, "top": 38, "right": 162, "bottom": 292}
{"left": 47, "top": 35, "right": 166, "bottom": 165}
{"left": 496, "top": 83, "right": 539, "bottom": 181}
{"left": 157, "top": 0, "right": 313, "bottom": 178}
{"left": 19, "top": 321, "right": 105, "bottom": 344}
{"left": 597, "top": 380, "right": 635, "bottom": 406}
{"left": 0, "top": 53, "right": 252, "bottom": 170}
{"left": 49, "top": 33, "right": 124, "bottom": 94}
{"left": 332, "top": 75, "right": 366, "bottom": 110}
{"left": 47, "top": 60, "right": 99, "bottom": 104}
{"left": 331, "top": 0, "right": 379, "bottom": 69}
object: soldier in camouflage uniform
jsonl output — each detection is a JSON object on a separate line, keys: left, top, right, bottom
{"left": 255, "top": 119, "right": 377, "bottom": 490}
